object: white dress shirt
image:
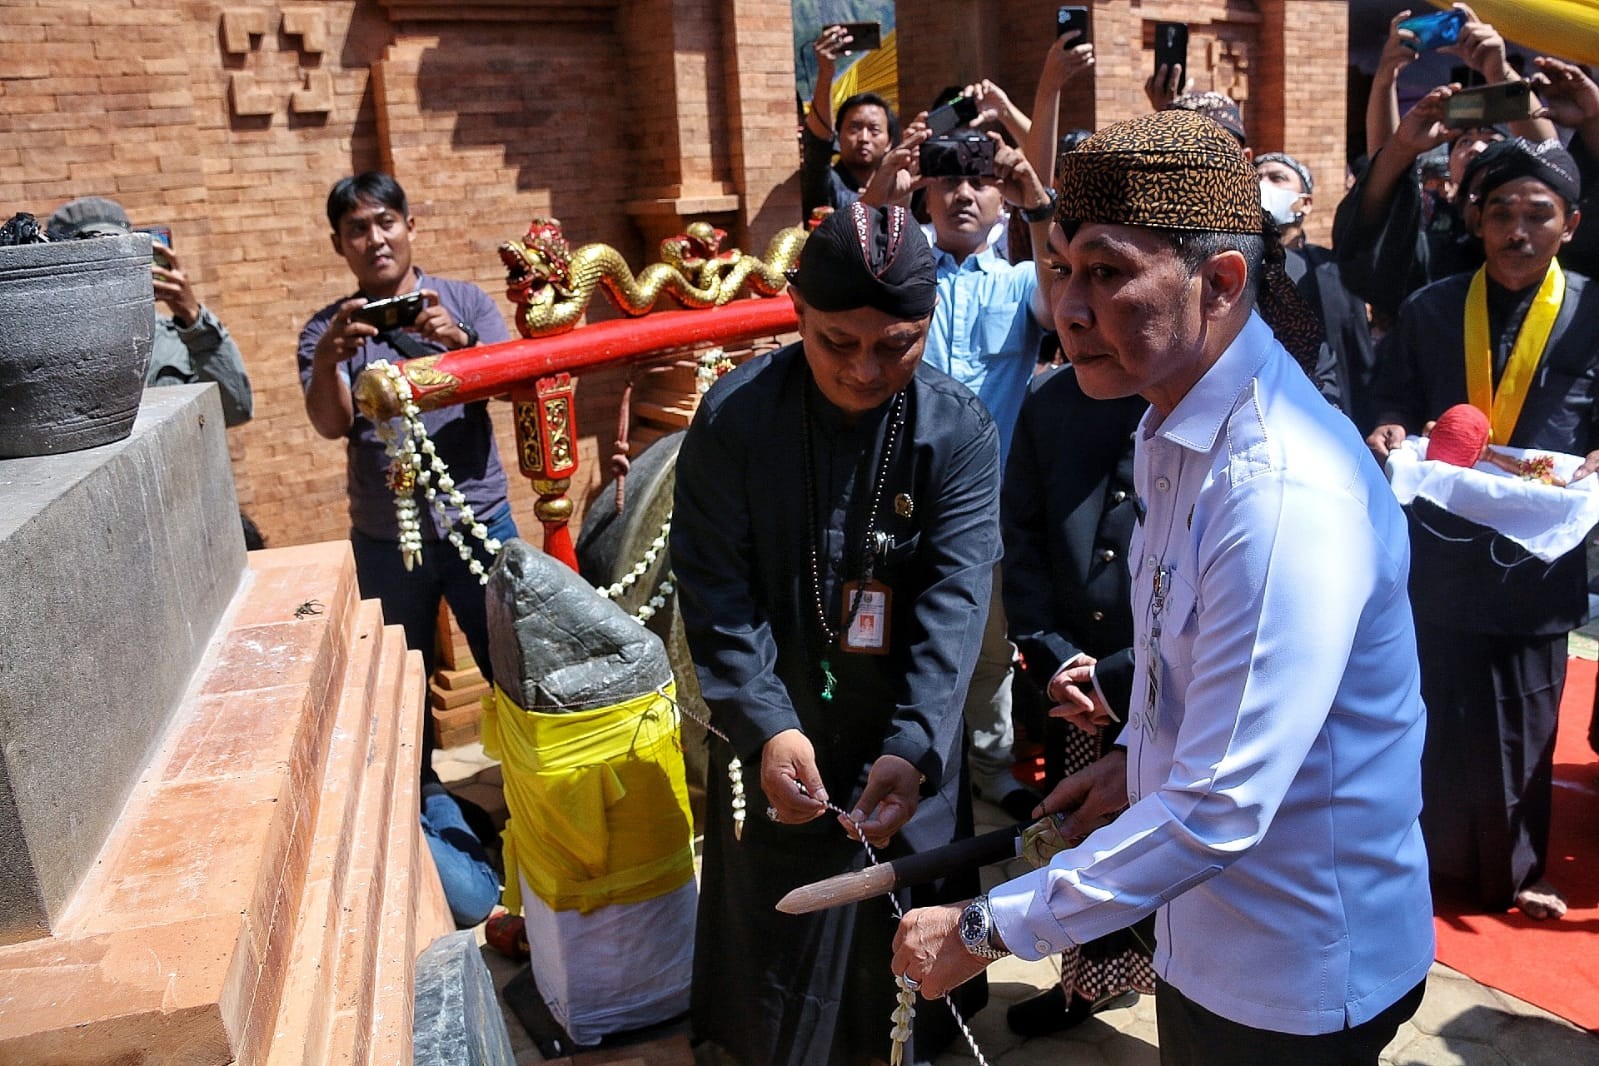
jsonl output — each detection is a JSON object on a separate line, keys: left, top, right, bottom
{"left": 989, "top": 312, "right": 1434, "bottom": 1035}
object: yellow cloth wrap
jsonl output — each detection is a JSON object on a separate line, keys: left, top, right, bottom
{"left": 1464, "top": 261, "right": 1565, "bottom": 444}
{"left": 483, "top": 682, "right": 695, "bottom": 916}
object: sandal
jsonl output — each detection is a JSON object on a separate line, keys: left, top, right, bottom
{"left": 1514, "top": 880, "right": 1568, "bottom": 920}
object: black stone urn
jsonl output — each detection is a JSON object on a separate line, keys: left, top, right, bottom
{"left": 0, "top": 233, "right": 154, "bottom": 458}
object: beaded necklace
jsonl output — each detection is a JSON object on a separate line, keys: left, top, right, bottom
{"left": 801, "top": 383, "right": 906, "bottom": 700}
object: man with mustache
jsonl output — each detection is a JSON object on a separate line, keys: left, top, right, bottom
{"left": 893, "top": 109, "right": 1433, "bottom": 1065}
{"left": 1367, "top": 137, "right": 1598, "bottom": 922}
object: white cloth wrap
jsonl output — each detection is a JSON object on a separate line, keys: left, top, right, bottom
{"left": 1385, "top": 437, "right": 1599, "bottom": 562}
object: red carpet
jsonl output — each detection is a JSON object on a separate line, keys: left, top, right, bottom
{"left": 1432, "top": 656, "right": 1599, "bottom": 1030}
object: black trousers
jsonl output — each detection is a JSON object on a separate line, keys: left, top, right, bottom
{"left": 1154, "top": 979, "right": 1425, "bottom": 1066}
{"left": 1414, "top": 623, "right": 1564, "bottom": 908}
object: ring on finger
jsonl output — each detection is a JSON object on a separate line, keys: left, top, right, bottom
{"left": 901, "top": 973, "right": 921, "bottom": 992}
{"left": 766, "top": 805, "right": 781, "bottom": 823}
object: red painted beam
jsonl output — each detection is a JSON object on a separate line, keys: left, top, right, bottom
{"left": 354, "top": 297, "right": 797, "bottom": 419}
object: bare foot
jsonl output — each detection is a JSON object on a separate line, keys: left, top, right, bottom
{"left": 1515, "top": 880, "right": 1568, "bottom": 920}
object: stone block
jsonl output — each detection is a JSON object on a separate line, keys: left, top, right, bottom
{"left": 0, "top": 384, "right": 243, "bottom": 945}
{"left": 412, "top": 930, "right": 516, "bottom": 1066}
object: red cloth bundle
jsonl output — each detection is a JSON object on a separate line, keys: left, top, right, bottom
{"left": 1429, "top": 404, "right": 1490, "bottom": 467}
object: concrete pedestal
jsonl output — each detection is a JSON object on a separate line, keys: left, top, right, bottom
{"left": 0, "top": 384, "right": 243, "bottom": 945}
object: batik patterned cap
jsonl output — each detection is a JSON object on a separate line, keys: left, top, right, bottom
{"left": 1055, "top": 109, "right": 1325, "bottom": 372}
{"left": 1056, "top": 109, "right": 1261, "bottom": 233}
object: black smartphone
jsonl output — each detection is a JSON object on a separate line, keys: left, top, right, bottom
{"left": 136, "top": 225, "right": 173, "bottom": 267}
{"left": 836, "top": 21, "right": 881, "bottom": 53}
{"left": 920, "top": 134, "right": 996, "bottom": 179}
{"left": 1444, "top": 80, "right": 1534, "bottom": 128}
{"left": 1057, "top": 6, "right": 1089, "bottom": 42}
{"left": 1153, "top": 21, "right": 1188, "bottom": 82}
{"left": 925, "top": 94, "right": 980, "bottom": 137}
{"left": 351, "top": 290, "right": 427, "bottom": 330}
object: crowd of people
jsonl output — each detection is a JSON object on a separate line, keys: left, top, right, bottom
{"left": 39, "top": 4, "right": 1599, "bottom": 1061}
{"left": 675, "top": 6, "right": 1599, "bottom": 1064}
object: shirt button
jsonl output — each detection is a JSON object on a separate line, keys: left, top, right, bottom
{"left": 1130, "top": 713, "right": 1142, "bottom": 728}
{"left": 1035, "top": 939, "right": 1051, "bottom": 954}
{"left": 1129, "top": 791, "right": 1140, "bottom": 803}
{"left": 1098, "top": 549, "right": 1117, "bottom": 563}
{"left": 1146, "top": 555, "right": 1158, "bottom": 569}
{"left": 1091, "top": 610, "right": 1104, "bottom": 622}
{"left": 1155, "top": 476, "right": 1171, "bottom": 492}
{"left": 1112, "top": 490, "right": 1127, "bottom": 503}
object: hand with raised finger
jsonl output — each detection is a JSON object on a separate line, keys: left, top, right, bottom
{"left": 313, "top": 298, "right": 378, "bottom": 370}
{"left": 1378, "top": 10, "right": 1420, "bottom": 78}
{"left": 1392, "top": 84, "right": 1458, "bottom": 159}
{"left": 891, "top": 902, "right": 990, "bottom": 1000}
{"left": 1530, "top": 56, "right": 1599, "bottom": 128}
{"left": 151, "top": 244, "right": 201, "bottom": 327}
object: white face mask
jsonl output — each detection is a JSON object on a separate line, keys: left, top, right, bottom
{"left": 1259, "top": 180, "right": 1301, "bottom": 226}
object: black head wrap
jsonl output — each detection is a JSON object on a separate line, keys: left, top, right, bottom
{"left": 788, "top": 201, "right": 937, "bottom": 318}
{"left": 1461, "top": 137, "right": 1581, "bottom": 210}
{"left": 1055, "top": 109, "right": 1324, "bottom": 373}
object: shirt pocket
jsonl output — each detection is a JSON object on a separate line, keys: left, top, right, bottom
{"left": 975, "top": 304, "right": 1026, "bottom": 364}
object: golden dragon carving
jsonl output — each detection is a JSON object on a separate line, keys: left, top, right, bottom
{"left": 499, "top": 217, "right": 807, "bottom": 338}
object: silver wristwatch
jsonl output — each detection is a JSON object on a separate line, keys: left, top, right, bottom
{"left": 958, "top": 895, "right": 1009, "bottom": 960}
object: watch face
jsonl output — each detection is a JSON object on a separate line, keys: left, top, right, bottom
{"left": 959, "top": 902, "right": 987, "bottom": 945}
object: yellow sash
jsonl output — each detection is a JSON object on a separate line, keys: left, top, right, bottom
{"left": 1464, "top": 261, "right": 1565, "bottom": 444}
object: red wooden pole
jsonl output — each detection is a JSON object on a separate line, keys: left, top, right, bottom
{"left": 350, "top": 296, "right": 797, "bottom": 571}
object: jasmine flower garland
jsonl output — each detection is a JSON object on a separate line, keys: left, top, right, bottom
{"left": 369, "top": 359, "right": 502, "bottom": 583}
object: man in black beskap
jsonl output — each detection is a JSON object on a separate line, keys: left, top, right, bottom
{"left": 674, "top": 202, "right": 998, "bottom": 1065}
{"left": 1367, "top": 138, "right": 1599, "bottom": 922}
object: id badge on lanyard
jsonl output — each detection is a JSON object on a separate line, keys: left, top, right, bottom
{"left": 1142, "top": 565, "right": 1171, "bottom": 738}
{"left": 841, "top": 579, "right": 892, "bottom": 654}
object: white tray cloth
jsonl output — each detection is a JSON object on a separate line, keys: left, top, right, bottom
{"left": 1385, "top": 437, "right": 1599, "bottom": 562}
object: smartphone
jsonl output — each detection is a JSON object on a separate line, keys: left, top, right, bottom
{"left": 1444, "top": 80, "right": 1534, "bottom": 128}
{"left": 1399, "top": 8, "right": 1466, "bottom": 52}
{"left": 920, "top": 134, "right": 996, "bottom": 179}
{"left": 1153, "top": 21, "right": 1188, "bottom": 82}
{"left": 136, "top": 225, "right": 173, "bottom": 267}
{"left": 351, "top": 290, "right": 427, "bottom": 330}
{"left": 836, "top": 21, "right": 881, "bottom": 53}
{"left": 925, "top": 94, "right": 980, "bottom": 137}
{"left": 1056, "top": 6, "right": 1089, "bottom": 42}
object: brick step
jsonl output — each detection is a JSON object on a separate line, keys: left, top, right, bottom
{"left": 432, "top": 665, "right": 485, "bottom": 692}
{"left": 365, "top": 653, "right": 431, "bottom": 1064}
{"left": 429, "top": 677, "right": 490, "bottom": 710}
{"left": 319, "top": 631, "right": 417, "bottom": 1065}
{"left": 0, "top": 543, "right": 364, "bottom": 1064}
{"left": 261, "top": 599, "right": 387, "bottom": 1066}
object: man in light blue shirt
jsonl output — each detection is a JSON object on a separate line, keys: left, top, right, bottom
{"left": 893, "top": 110, "right": 1433, "bottom": 1064}
{"left": 865, "top": 109, "right": 1057, "bottom": 818}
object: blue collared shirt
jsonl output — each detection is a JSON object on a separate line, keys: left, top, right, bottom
{"left": 922, "top": 244, "right": 1042, "bottom": 462}
{"left": 989, "top": 313, "right": 1434, "bottom": 1035}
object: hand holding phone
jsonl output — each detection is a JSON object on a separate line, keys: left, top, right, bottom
{"left": 1398, "top": 8, "right": 1466, "bottom": 52}
{"left": 925, "top": 94, "right": 980, "bottom": 137}
{"left": 351, "top": 290, "right": 428, "bottom": 330}
{"left": 1056, "top": 6, "right": 1089, "bottom": 42}
{"left": 920, "top": 133, "right": 996, "bottom": 179}
{"left": 835, "top": 21, "right": 881, "bottom": 53}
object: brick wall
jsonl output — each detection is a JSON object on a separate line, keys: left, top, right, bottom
{"left": 893, "top": 0, "right": 1347, "bottom": 247}
{"left": 0, "top": 0, "right": 800, "bottom": 549}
